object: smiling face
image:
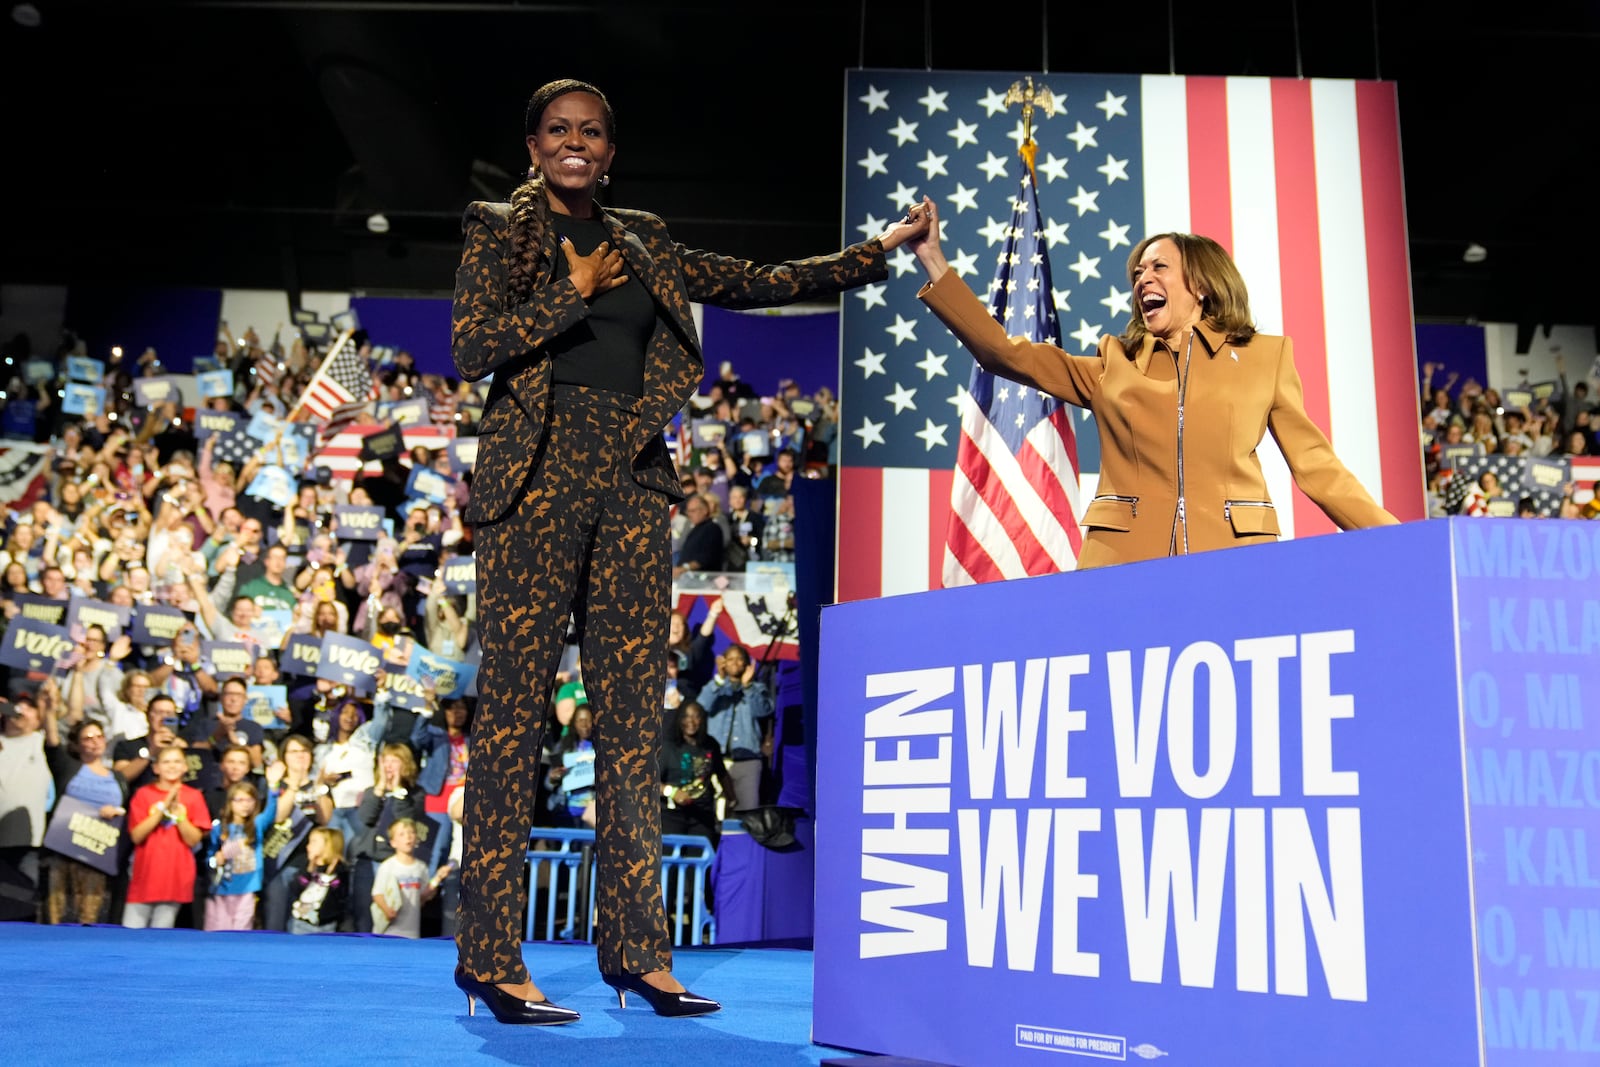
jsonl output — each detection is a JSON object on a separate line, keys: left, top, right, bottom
{"left": 527, "top": 90, "right": 616, "bottom": 213}
{"left": 155, "top": 747, "right": 188, "bottom": 784}
{"left": 1131, "top": 237, "right": 1204, "bottom": 345}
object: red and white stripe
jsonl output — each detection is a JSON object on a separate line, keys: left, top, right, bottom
{"left": 313, "top": 424, "right": 456, "bottom": 481}
{"left": 943, "top": 397, "right": 1082, "bottom": 586}
{"left": 299, "top": 373, "right": 356, "bottom": 422}
{"left": 838, "top": 75, "right": 1424, "bottom": 603}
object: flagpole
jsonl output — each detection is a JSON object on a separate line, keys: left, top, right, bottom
{"left": 287, "top": 327, "right": 356, "bottom": 423}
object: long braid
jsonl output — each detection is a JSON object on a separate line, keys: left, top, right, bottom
{"left": 506, "top": 175, "right": 544, "bottom": 307}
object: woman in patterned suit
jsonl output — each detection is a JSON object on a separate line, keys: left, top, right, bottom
{"left": 449, "top": 78, "right": 930, "bottom": 1025}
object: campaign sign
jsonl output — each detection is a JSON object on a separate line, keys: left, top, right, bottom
{"left": 815, "top": 521, "right": 1482, "bottom": 1067}
{"left": 198, "top": 369, "right": 235, "bottom": 399}
{"left": 246, "top": 465, "right": 296, "bottom": 508}
{"left": 0, "top": 616, "right": 74, "bottom": 672}
{"left": 11, "top": 593, "right": 68, "bottom": 628}
{"left": 203, "top": 640, "right": 252, "bottom": 680}
{"left": 382, "top": 398, "right": 430, "bottom": 427}
{"left": 279, "top": 423, "right": 317, "bottom": 473}
{"left": 358, "top": 424, "right": 405, "bottom": 462}
{"left": 1454, "top": 520, "right": 1600, "bottom": 1064}
{"left": 1444, "top": 443, "right": 1487, "bottom": 468}
{"left": 333, "top": 505, "right": 386, "bottom": 541}
{"left": 62, "top": 383, "right": 106, "bottom": 417}
{"left": 448, "top": 437, "right": 478, "bottom": 476}
{"left": 1503, "top": 388, "right": 1534, "bottom": 411}
{"left": 194, "top": 408, "right": 243, "bottom": 441}
{"left": 379, "top": 670, "right": 432, "bottom": 712}
{"left": 133, "top": 375, "right": 181, "bottom": 407}
{"left": 406, "top": 466, "right": 453, "bottom": 505}
{"left": 246, "top": 411, "right": 285, "bottom": 444}
{"left": 1530, "top": 380, "right": 1559, "bottom": 403}
{"left": 255, "top": 609, "right": 292, "bottom": 649}
{"left": 67, "top": 598, "right": 132, "bottom": 641}
{"left": 1522, "top": 456, "right": 1570, "bottom": 493}
{"left": 281, "top": 631, "right": 323, "bottom": 677}
{"left": 441, "top": 557, "right": 476, "bottom": 595}
{"left": 317, "top": 632, "right": 381, "bottom": 694}
{"left": 244, "top": 684, "right": 289, "bottom": 728}
{"left": 66, "top": 356, "right": 105, "bottom": 383}
{"left": 129, "top": 604, "right": 188, "bottom": 647}
{"left": 24, "top": 359, "right": 56, "bottom": 385}
{"left": 689, "top": 419, "right": 727, "bottom": 449}
{"left": 43, "top": 795, "right": 125, "bottom": 876}
{"left": 406, "top": 647, "right": 476, "bottom": 701}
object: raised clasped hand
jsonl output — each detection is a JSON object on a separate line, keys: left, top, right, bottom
{"left": 561, "top": 237, "right": 628, "bottom": 301}
{"left": 879, "top": 195, "right": 937, "bottom": 252}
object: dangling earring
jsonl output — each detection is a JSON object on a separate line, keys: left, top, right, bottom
{"left": 600, "top": 174, "right": 610, "bottom": 187}
{"left": 526, "top": 167, "right": 537, "bottom": 180}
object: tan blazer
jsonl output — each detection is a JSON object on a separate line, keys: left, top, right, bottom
{"left": 920, "top": 271, "right": 1397, "bottom": 569}
{"left": 452, "top": 199, "right": 887, "bottom": 524}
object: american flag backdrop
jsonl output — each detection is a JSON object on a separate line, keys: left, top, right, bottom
{"left": 837, "top": 70, "right": 1424, "bottom": 603}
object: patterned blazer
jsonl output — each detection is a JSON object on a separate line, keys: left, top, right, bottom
{"left": 451, "top": 198, "right": 888, "bottom": 524}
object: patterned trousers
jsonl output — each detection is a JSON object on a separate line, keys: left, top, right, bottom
{"left": 45, "top": 855, "right": 109, "bottom": 925}
{"left": 457, "top": 384, "right": 673, "bottom": 983}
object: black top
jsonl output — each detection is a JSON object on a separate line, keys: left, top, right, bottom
{"left": 547, "top": 213, "right": 655, "bottom": 396}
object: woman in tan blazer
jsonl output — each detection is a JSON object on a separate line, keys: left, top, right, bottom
{"left": 901, "top": 196, "right": 1397, "bottom": 569}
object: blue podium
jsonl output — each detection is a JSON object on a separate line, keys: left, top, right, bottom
{"left": 814, "top": 519, "right": 1600, "bottom": 1066}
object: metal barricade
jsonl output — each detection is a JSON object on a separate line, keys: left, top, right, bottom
{"left": 524, "top": 829, "right": 716, "bottom": 946}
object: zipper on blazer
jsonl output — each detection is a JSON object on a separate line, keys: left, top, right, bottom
{"left": 1092, "top": 493, "right": 1139, "bottom": 517}
{"left": 1224, "top": 499, "right": 1275, "bottom": 522}
{"left": 1169, "top": 330, "right": 1195, "bottom": 555}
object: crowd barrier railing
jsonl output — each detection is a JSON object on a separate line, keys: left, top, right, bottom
{"left": 524, "top": 829, "right": 716, "bottom": 947}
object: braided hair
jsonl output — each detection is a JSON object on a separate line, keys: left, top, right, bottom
{"left": 507, "top": 79, "right": 617, "bottom": 306}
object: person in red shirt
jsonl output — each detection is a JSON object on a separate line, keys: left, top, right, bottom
{"left": 122, "top": 746, "right": 211, "bottom": 928}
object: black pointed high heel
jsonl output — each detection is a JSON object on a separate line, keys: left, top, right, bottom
{"left": 455, "top": 967, "right": 581, "bottom": 1025}
{"left": 601, "top": 971, "right": 721, "bottom": 1017}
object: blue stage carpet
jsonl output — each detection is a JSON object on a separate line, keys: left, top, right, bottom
{"left": 5, "top": 924, "right": 855, "bottom": 1066}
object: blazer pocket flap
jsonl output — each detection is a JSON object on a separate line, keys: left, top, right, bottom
{"left": 1227, "top": 501, "right": 1280, "bottom": 536}
{"left": 476, "top": 400, "right": 515, "bottom": 437}
{"left": 1083, "top": 497, "right": 1136, "bottom": 532}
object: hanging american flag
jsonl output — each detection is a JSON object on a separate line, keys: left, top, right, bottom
{"left": 946, "top": 127, "right": 1083, "bottom": 586}
{"left": 312, "top": 423, "right": 456, "bottom": 481}
{"left": 837, "top": 70, "right": 1424, "bottom": 602}
{"left": 294, "top": 331, "right": 376, "bottom": 438}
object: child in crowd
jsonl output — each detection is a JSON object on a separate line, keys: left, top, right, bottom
{"left": 289, "top": 827, "right": 349, "bottom": 934}
{"left": 370, "top": 818, "right": 445, "bottom": 938}
{"left": 204, "top": 780, "right": 278, "bottom": 931}
{"left": 123, "top": 746, "right": 213, "bottom": 929}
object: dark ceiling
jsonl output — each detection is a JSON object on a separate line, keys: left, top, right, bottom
{"left": 3, "top": 0, "right": 1596, "bottom": 330}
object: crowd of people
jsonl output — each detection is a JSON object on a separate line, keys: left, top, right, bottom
{"left": 0, "top": 326, "right": 820, "bottom": 937}
{"left": 1419, "top": 354, "right": 1600, "bottom": 519}
{"left": 2, "top": 312, "right": 1593, "bottom": 939}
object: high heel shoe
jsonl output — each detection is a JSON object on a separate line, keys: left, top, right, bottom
{"left": 454, "top": 967, "right": 581, "bottom": 1025}
{"left": 601, "top": 971, "right": 721, "bottom": 1017}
